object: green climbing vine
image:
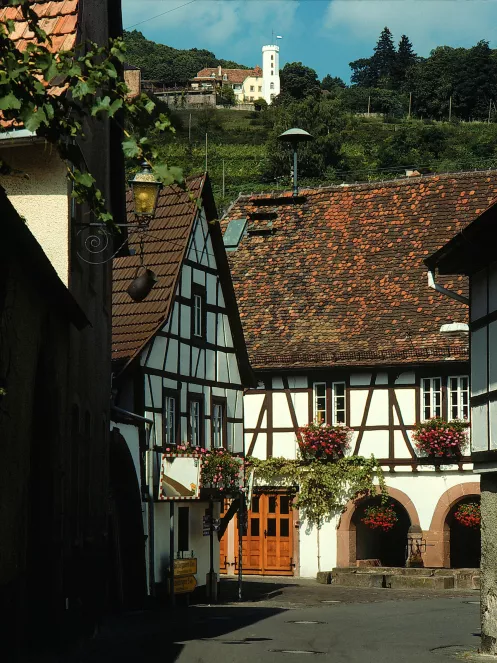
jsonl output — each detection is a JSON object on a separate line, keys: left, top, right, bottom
{"left": 246, "top": 455, "right": 387, "bottom": 528}
{"left": 0, "top": 0, "right": 182, "bottom": 225}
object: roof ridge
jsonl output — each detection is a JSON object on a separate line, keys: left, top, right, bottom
{"left": 236, "top": 169, "right": 497, "bottom": 201}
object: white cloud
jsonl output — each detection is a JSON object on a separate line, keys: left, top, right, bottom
{"left": 324, "top": 0, "right": 497, "bottom": 55}
{"left": 122, "top": 0, "right": 299, "bottom": 63}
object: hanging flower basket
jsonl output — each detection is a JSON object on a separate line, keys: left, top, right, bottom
{"left": 454, "top": 502, "right": 481, "bottom": 528}
{"left": 361, "top": 504, "right": 398, "bottom": 531}
{"left": 412, "top": 418, "right": 468, "bottom": 459}
{"left": 200, "top": 449, "right": 243, "bottom": 494}
{"left": 298, "top": 422, "right": 353, "bottom": 461}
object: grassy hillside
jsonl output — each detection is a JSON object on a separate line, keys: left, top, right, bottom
{"left": 151, "top": 107, "right": 497, "bottom": 214}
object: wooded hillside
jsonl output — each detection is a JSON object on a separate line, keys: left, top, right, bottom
{"left": 123, "top": 30, "right": 249, "bottom": 81}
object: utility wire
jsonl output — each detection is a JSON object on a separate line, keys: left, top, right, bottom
{"left": 125, "top": 0, "right": 197, "bottom": 31}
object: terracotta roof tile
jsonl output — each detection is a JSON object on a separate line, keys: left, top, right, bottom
{"left": 222, "top": 171, "right": 497, "bottom": 370}
{"left": 112, "top": 176, "right": 205, "bottom": 364}
{"left": 0, "top": 1, "right": 80, "bottom": 128}
{"left": 194, "top": 67, "right": 260, "bottom": 84}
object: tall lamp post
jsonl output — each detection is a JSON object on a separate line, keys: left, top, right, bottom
{"left": 278, "top": 128, "right": 313, "bottom": 197}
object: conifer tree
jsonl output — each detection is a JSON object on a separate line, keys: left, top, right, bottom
{"left": 393, "top": 35, "right": 418, "bottom": 89}
{"left": 372, "top": 26, "right": 397, "bottom": 87}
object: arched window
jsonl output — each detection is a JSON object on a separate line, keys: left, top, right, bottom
{"left": 270, "top": 82, "right": 275, "bottom": 90}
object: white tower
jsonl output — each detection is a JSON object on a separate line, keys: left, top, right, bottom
{"left": 262, "top": 44, "right": 280, "bottom": 105}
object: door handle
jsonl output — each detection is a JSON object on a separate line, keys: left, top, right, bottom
{"left": 264, "top": 529, "right": 267, "bottom": 538}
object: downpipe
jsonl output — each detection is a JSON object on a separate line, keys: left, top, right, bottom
{"left": 427, "top": 270, "right": 469, "bottom": 305}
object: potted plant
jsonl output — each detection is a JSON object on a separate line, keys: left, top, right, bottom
{"left": 298, "top": 422, "right": 353, "bottom": 461}
{"left": 200, "top": 448, "right": 243, "bottom": 494}
{"left": 454, "top": 502, "right": 481, "bottom": 528}
{"left": 361, "top": 503, "right": 398, "bottom": 531}
{"left": 412, "top": 417, "right": 468, "bottom": 459}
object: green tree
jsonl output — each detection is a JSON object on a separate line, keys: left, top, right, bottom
{"left": 321, "top": 75, "right": 346, "bottom": 92}
{"left": 218, "top": 85, "right": 236, "bottom": 107}
{"left": 123, "top": 30, "right": 249, "bottom": 81}
{"left": 0, "top": 1, "right": 182, "bottom": 225}
{"left": 372, "top": 27, "right": 397, "bottom": 88}
{"left": 393, "top": 35, "right": 418, "bottom": 89}
{"left": 279, "top": 62, "right": 321, "bottom": 101}
{"left": 264, "top": 97, "right": 346, "bottom": 179}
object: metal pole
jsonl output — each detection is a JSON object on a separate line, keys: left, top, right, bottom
{"left": 205, "top": 133, "right": 208, "bottom": 172}
{"left": 367, "top": 95, "right": 371, "bottom": 117}
{"left": 449, "top": 96, "right": 452, "bottom": 122}
{"left": 209, "top": 499, "right": 214, "bottom": 576}
{"left": 238, "top": 494, "right": 244, "bottom": 601}
{"left": 189, "top": 113, "right": 192, "bottom": 142}
{"left": 222, "top": 160, "right": 225, "bottom": 198}
{"left": 169, "top": 501, "right": 175, "bottom": 607}
{"left": 489, "top": 100, "right": 492, "bottom": 124}
{"left": 293, "top": 146, "right": 298, "bottom": 197}
{"left": 408, "top": 92, "right": 412, "bottom": 120}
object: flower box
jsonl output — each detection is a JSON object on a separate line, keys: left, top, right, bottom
{"left": 298, "top": 422, "right": 353, "bottom": 461}
{"left": 200, "top": 448, "right": 244, "bottom": 495}
{"left": 412, "top": 417, "right": 468, "bottom": 459}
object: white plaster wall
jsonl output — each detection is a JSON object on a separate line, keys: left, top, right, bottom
{"left": 350, "top": 390, "right": 368, "bottom": 426}
{"left": 244, "top": 393, "right": 266, "bottom": 429}
{"left": 1, "top": 143, "right": 69, "bottom": 284}
{"left": 111, "top": 422, "right": 141, "bottom": 488}
{"left": 297, "top": 472, "right": 480, "bottom": 576}
{"left": 366, "top": 390, "right": 388, "bottom": 426}
{"left": 273, "top": 431, "right": 297, "bottom": 459}
{"left": 153, "top": 501, "right": 220, "bottom": 587}
{"left": 272, "top": 393, "right": 293, "bottom": 428}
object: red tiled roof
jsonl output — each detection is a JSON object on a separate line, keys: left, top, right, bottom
{"left": 0, "top": 1, "right": 79, "bottom": 53}
{"left": 194, "top": 67, "right": 261, "bottom": 84}
{"left": 112, "top": 176, "right": 205, "bottom": 364}
{"left": 222, "top": 171, "right": 497, "bottom": 370}
{"left": 0, "top": 1, "right": 80, "bottom": 129}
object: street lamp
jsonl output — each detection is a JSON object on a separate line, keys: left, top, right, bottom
{"left": 128, "top": 162, "right": 163, "bottom": 220}
{"left": 278, "top": 128, "right": 313, "bottom": 197}
{"left": 126, "top": 163, "right": 163, "bottom": 301}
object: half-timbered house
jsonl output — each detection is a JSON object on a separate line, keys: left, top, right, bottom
{"left": 221, "top": 171, "right": 497, "bottom": 578}
{"left": 425, "top": 194, "right": 497, "bottom": 650}
{"left": 112, "top": 175, "right": 252, "bottom": 596}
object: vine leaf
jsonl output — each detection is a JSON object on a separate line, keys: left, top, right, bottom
{"left": 0, "top": 92, "right": 21, "bottom": 110}
{"left": 122, "top": 138, "right": 141, "bottom": 159}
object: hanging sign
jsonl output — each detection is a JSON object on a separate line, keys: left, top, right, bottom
{"left": 158, "top": 454, "right": 201, "bottom": 501}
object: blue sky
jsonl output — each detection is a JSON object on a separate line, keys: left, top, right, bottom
{"left": 122, "top": 0, "right": 497, "bottom": 82}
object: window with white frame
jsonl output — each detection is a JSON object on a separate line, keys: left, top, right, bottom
{"left": 188, "top": 397, "right": 203, "bottom": 446}
{"left": 163, "top": 394, "right": 177, "bottom": 446}
{"left": 193, "top": 294, "right": 203, "bottom": 337}
{"left": 332, "top": 382, "right": 346, "bottom": 424}
{"left": 313, "top": 383, "right": 327, "bottom": 424}
{"left": 422, "top": 377, "right": 442, "bottom": 420}
{"left": 448, "top": 376, "right": 470, "bottom": 421}
{"left": 212, "top": 398, "right": 226, "bottom": 448}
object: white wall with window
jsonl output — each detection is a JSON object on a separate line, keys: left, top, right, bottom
{"left": 421, "top": 376, "right": 469, "bottom": 421}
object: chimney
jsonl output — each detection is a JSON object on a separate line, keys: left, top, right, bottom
{"left": 218, "top": 65, "right": 222, "bottom": 77}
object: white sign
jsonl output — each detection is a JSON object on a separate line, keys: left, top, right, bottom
{"left": 159, "top": 454, "right": 201, "bottom": 501}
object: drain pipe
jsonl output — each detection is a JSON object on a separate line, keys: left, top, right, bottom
{"left": 427, "top": 270, "right": 469, "bottom": 306}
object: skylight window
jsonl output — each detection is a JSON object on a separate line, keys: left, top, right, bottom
{"left": 223, "top": 218, "right": 247, "bottom": 251}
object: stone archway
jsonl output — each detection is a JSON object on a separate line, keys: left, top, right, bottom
{"left": 426, "top": 482, "right": 480, "bottom": 568}
{"left": 337, "top": 487, "right": 421, "bottom": 567}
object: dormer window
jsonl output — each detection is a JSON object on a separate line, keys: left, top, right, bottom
{"left": 223, "top": 74, "right": 227, "bottom": 80}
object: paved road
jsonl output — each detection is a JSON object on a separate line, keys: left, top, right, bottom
{"left": 25, "top": 577, "right": 482, "bottom": 663}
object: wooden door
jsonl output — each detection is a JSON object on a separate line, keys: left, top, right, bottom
{"left": 219, "top": 499, "right": 230, "bottom": 574}
{"left": 237, "top": 493, "right": 294, "bottom": 576}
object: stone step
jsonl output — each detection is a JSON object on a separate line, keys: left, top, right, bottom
{"left": 330, "top": 567, "right": 479, "bottom": 590}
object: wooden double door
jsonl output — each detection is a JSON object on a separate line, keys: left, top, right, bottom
{"left": 239, "top": 493, "right": 294, "bottom": 575}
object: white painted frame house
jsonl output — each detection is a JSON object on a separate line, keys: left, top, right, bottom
{"left": 112, "top": 175, "right": 253, "bottom": 595}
